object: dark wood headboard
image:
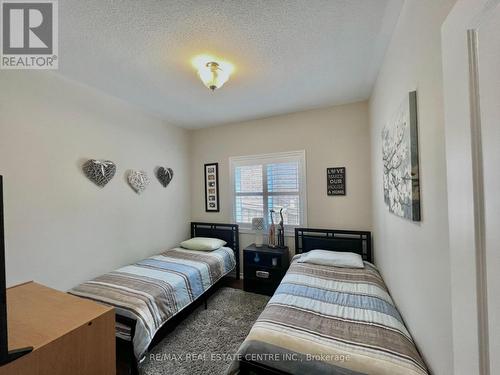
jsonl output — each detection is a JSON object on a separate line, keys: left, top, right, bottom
{"left": 191, "top": 222, "right": 240, "bottom": 279}
{"left": 295, "top": 228, "right": 372, "bottom": 262}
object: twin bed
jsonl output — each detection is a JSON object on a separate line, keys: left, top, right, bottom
{"left": 70, "top": 222, "right": 239, "bottom": 372}
{"left": 231, "top": 228, "right": 428, "bottom": 375}
{"left": 69, "top": 223, "right": 428, "bottom": 375}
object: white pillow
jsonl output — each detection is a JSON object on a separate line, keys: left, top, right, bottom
{"left": 297, "top": 250, "right": 364, "bottom": 268}
{"left": 180, "top": 237, "right": 227, "bottom": 251}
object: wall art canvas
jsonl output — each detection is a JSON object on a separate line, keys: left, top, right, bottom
{"left": 382, "top": 91, "right": 421, "bottom": 221}
{"left": 204, "top": 163, "right": 219, "bottom": 212}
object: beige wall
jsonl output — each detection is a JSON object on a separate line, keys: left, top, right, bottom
{"left": 190, "top": 102, "right": 372, "bottom": 263}
{"left": 0, "top": 71, "right": 191, "bottom": 291}
{"left": 368, "top": 1, "right": 456, "bottom": 374}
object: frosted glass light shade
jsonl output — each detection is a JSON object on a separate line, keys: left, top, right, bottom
{"left": 192, "top": 55, "right": 235, "bottom": 91}
{"left": 197, "top": 62, "right": 230, "bottom": 91}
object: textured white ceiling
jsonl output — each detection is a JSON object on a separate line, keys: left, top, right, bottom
{"left": 58, "top": 0, "right": 403, "bottom": 128}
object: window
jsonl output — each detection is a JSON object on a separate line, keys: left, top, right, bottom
{"left": 230, "top": 150, "right": 307, "bottom": 233}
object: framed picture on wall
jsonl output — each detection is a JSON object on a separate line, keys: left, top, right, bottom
{"left": 327, "top": 167, "right": 346, "bottom": 196}
{"left": 204, "top": 163, "right": 220, "bottom": 212}
{"left": 382, "top": 90, "right": 421, "bottom": 221}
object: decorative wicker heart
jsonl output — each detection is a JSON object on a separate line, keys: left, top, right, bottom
{"left": 156, "top": 167, "right": 174, "bottom": 188}
{"left": 127, "top": 170, "right": 150, "bottom": 194}
{"left": 82, "top": 159, "right": 116, "bottom": 187}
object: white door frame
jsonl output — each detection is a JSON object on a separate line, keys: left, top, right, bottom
{"left": 442, "top": 1, "right": 499, "bottom": 374}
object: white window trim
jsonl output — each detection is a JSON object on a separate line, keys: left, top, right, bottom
{"left": 229, "top": 150, "right": 308, "bottom": 235}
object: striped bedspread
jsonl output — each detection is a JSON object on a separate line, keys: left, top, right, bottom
{"left": 228, "top": 258, "right": 428, "bottom": 375}
{"left": 70, "top": 247, "right": 235, "bottom": 360}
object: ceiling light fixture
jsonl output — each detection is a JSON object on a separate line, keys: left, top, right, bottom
{"left": 192, "top": 55, "right": 234, "bottom": 91}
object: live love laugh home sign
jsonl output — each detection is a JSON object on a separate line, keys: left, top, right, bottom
{"left": 327, "top": 167, "right": 346, "bottom": 196}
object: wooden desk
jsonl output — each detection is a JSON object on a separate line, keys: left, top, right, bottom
{"left": 0, "top": 281, "right": 115, "bottom": 375}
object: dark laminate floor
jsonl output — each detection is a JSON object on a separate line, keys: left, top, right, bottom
{"left": 225, "top": 277, "right": 243, "bottom": 290}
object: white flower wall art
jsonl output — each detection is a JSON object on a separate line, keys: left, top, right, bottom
{"left": 382, "top": 91, "right": 421, "bottom": 221}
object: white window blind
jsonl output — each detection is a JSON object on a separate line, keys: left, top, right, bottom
{"left": 230, "top": 151, "right": 307, "bottom": 233}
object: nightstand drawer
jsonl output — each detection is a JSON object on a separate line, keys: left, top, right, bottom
{"left": 255, "top": 270, "right": 270, "bottom": 279}
{"left": 244, "top": 251, "right": 283, "bottom": 269}
{"left": 244, "top": 265, "right": 285, "bottom": 283}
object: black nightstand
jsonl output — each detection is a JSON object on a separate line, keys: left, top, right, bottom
{"left": 243, "top": 244, "right": 290, "bottom": 296}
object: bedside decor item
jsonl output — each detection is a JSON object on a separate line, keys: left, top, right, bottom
{"left": 204, "top": 163, "right": 219, "bottom": 212}
{"left": 251, "top": 217, "right": 265, "bottom": 248}
{"left": 156, "top": 167, "right": 174, "bottom": 188}
{"left": 382, "top": 91, "right": 421, "bottom": 221}
{"left": 277, "top": 208, "right": 285, "bottom": 248}
{"left": 268, "top": 210, "right": 277, "bottom": 248}
{"left": 191, "top": 55, "right": 234, "bottom": 91}
{"left": 82, "top": 159, "right": 116, "bottom": 187}
{"left": 327, "top": 167, "right": 346, "bottom": 196}
{"left": 127, "top": 170, "right": 150, "bottom": 194}
{"left": 243, "top": 244, "right": 290, "bottom": 296}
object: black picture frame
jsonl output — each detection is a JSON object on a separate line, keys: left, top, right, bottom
{"left": 327, "top": 167, "right": 346, "bottom": 196}
{"left": 204, "top": 163, "right": 220, "bottom": 212}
